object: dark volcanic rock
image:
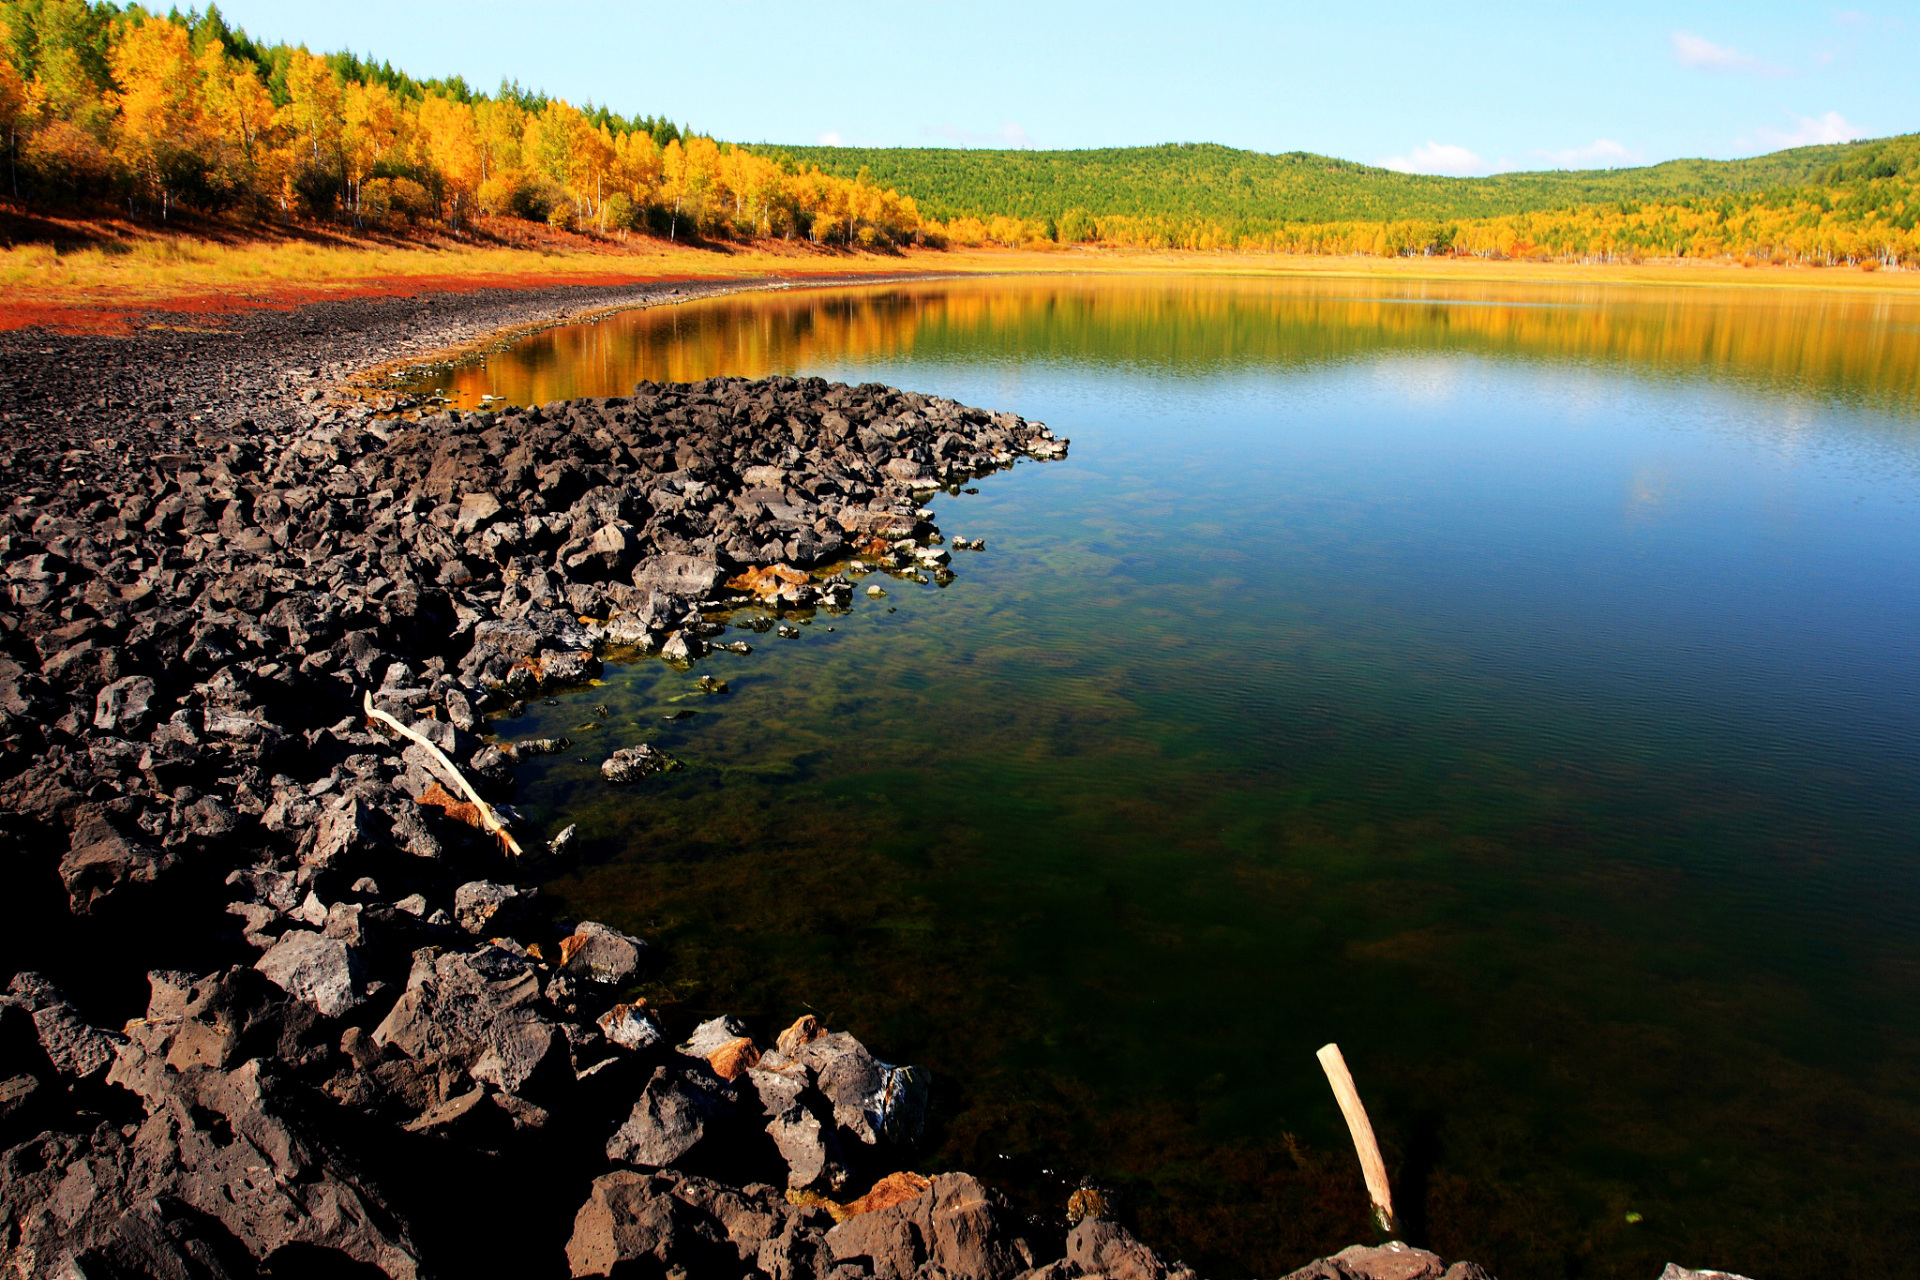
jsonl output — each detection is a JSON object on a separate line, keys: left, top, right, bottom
{"left": 605, "top": 1061, "right": 734, "bottom": 1168}
{"left": 1277, "top": 1242, "right": 1480, "bottom": 1280}
{"left": 0, "top": 1039, "right": 424, "bottom": 1279}
{"left": 561, "top": 919, "right": 648, "bottom": 984}
{"left": 823, "top": 1172, "right": 1035, "bottom": 1280}
{"left": 565, "top": 1167, "right": 827, "bottom": 1279}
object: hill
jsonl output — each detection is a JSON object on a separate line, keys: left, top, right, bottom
{"left": 755, "top": 137, "right": 1920, "bottom": 226}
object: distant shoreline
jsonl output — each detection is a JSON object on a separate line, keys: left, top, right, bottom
{"left": 4, "top": 215, "right": 1919, "bottom": 339}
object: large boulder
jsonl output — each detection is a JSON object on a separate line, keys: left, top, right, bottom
{"left": 373, "top": 944, "right": 565, "bottom": 1096}
{"left": 824, "top": 1172, "right": 1033, "bottom": 1280}
{"left": 565, "top": 1168, "right": 825, "bottom": 1279}
{"left": 561, "top": 920, "right": 648, "bottom": 984}
{"left": 1279, "top": 1242, "right": 1469, "bottom": 1280}
{"left": 6, "top": 972, "right": 124, "bottom": 1082}
{"left": 772, "top": 1024, "right": 929, "bottom": 1148}
{"left": 605, "top": 1063, "right": 733, "bottom": 1168}
{"left": 253, "top": 930, "right": 365, "bottom": 1018}
{"left": 59, "top": 804, "right": 178, "bottom": 914}
{"left": 17, "top": 1042, "right": 427, "bottom": 1280}
{"left": 1062, "top": 1217, "right": 1198, "bottom": 1280}
{"left": 631, "top": 553, "right": 725, "bottom": 600}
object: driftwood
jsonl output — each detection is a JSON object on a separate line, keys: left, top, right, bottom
{"left": 1317, "top": 1042, "right": 1396, "bottom": 1234}
{"left": 363, "top": 690, "right": 526, "bottom": 858}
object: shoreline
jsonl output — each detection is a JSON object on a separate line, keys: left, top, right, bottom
{"left": 6, "top": 231, "right": 1920, "bottom": 339}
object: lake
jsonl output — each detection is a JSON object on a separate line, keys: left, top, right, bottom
{"left": 399, "top": 274, "right": 1920, "bottom": 1280}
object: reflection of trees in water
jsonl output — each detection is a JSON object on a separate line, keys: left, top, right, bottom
{"left": 422, "top": 276, "right": 1920, "bottom": 419}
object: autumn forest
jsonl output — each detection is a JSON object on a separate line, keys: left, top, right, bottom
{"left": 4, "top": 0, "right": 1919, "bottom": 269}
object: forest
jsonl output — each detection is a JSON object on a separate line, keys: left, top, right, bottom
{"left": 768, "top": 138, "right": 1920, "bottom": 266}
{"left": 0, "top": 0, "right": 929, "bottom": 246}
{"left": 1, "top": 0, "right": 1916, "bottom": 269}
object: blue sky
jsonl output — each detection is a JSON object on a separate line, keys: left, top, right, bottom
{"left": 215, "top": 1, "right": 1920, "bottom": 174}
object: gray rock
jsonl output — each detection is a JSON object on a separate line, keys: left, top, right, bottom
{"left": 562, "top": 920, "right": 647, "bottom": 983}
{"left": 444, "top": 687, "right": 481, "bottom": 732}
{"left": 766, "top": 1100, "right": 848, "bottom": 1191}
{"left": 605, "top": 1064, "right": 730, "bottom": 1167}
{"left": 597, "top": 1002, "right": 664, "bottom": 1052}
{"left": 566, "top": 1169, "right": 718, "bottom": 1278}
{"left": 601, "top": 743, "right": 680, "bottom": 783}
{"left": 631, "top": 553, "right": 725, "bottom": 599}
{"left": 1659, "top": 1268, "right": 1756, "bottom": 1280}
{"left": 453, "top": 878, "right": 530, "bottom": 934}
{"left": 254, "top": 930, "right": 364, "bottom": 1017}
{"left": 94, "top": 674, "right": 157, "bottom": 734}
{"left": 301, "top": 797, "right": 371, "bottom": 870}
{"left": 679, "top": 1015, "right": 750, "bottom": 1059}
{"left": 789, "top": 1029, "right": 930, "bottom": 1147}
{"left": 659, "top": 630, "right": 703, "bottom": 663}
{"left": 454, "top": 490, "right": 503, "bottom": 536}
{"left": 373, "top": 944, "right": 563, "bottom": 1096}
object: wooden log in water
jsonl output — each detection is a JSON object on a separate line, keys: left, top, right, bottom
{"left": 1317, "top": 1042, "right": 1397, "bottom": 1235}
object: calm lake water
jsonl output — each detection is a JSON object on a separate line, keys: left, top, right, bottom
{"left": 400, "top": 276, "right": 1920, "bottom": 1280}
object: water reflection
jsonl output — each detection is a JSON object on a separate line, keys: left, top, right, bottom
{"left": 403, "top": 275, "right": 1920, "bottom": 416}
{"left": 429, "top": 276, "right": 1920, "bottom": 1280}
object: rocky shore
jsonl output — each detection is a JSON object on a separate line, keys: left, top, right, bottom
{"left": 0, "top": 287, "right": 1500, "bottom": 1280}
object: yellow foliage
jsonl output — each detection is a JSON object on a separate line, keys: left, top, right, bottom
{"left": 109, "top": 17, "right": 202, "bottom": 211}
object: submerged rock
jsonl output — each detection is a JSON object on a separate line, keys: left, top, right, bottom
{"left": 602, "top": 743, "right": 681, "bottom": 783}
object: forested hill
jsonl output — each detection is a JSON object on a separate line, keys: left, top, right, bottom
{"left": 752, "top": 138, "right": 1919, "bottom": 225}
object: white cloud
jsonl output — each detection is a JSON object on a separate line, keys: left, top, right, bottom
{"left": 1379, "top": 141, "right": 1487, "bottom": 176}
{"left": 1673, "top": 31, "right": 1781, "bottom": 74}
{"left": 1531, "top": 138, "right": 1642, "bottom": 168}
{"left": 924, "top": 122, "right": 1033, "bottom": 149}
{"left": 1751, "top": 110, "right": 1859, "bottom": 149}
{"left": 816, "top": 131, "right": 845, "bottom": 146}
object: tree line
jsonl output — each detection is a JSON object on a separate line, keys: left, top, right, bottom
{"left": 0, "top": 0, "right": 928, "bottom": 245}
{"left": 943, "top": 180, "right": 1920, "bottom": 269}
{"left": 1, "top": 1, "right": 1915, "bottom": 269}
{"left": 769, "top": 139, "right": 1911, "bottom": 228}
{"left": 841, "top": 139, "right": 1920, "bottom": 269}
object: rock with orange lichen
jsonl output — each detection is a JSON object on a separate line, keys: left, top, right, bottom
{"left": 707, "top": 1036, "right": 761, "bottom": 1081}
{"left": 559, "top": 919, "right": 647, "bottom": 984}
{"left": 727, "top": 563, "right": 815, "bottom": 603}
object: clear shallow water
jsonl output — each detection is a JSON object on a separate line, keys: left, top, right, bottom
{"left": 402, "top": 277, "right": 1920, "bottom": 1279}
